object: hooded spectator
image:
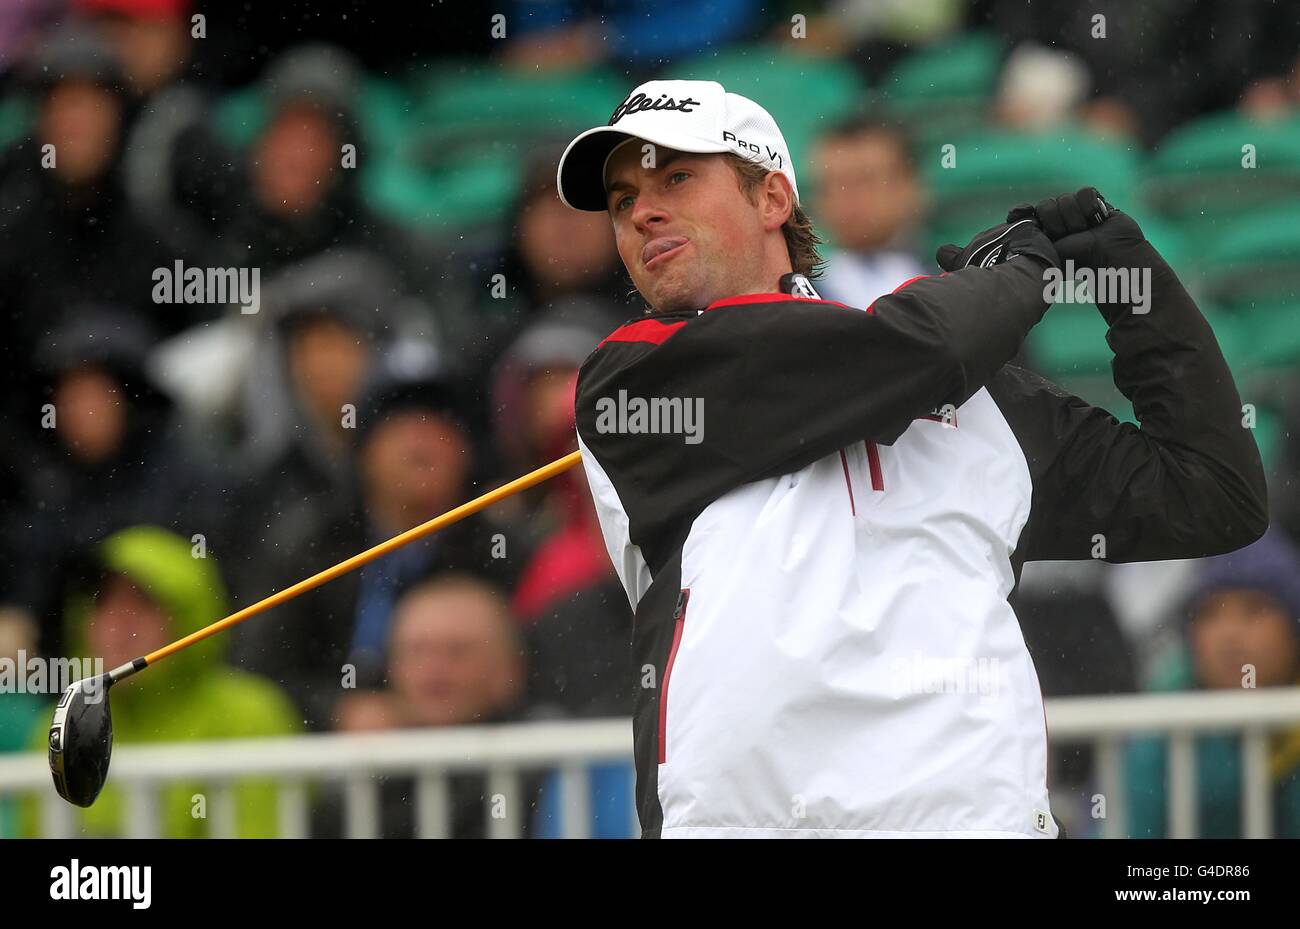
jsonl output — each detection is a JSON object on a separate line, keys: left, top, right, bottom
{"left": 216, "top": 43, "right": 447, "bottom": 309}
{"left": 228, "top": 352, "right": 523, "bottom": 729}
{"left": 234, "top": 248, "right": 442, "bottom": 469}
{"left": 0, "top": 23, "right": 179, "bottom": 423}
{"left": 489, "top": 296, "right": 619, "bottom": 485}
{"left": 75, "top": 0, "right": 194, "bottom": 96}
{"left": 3, "top": 310, "right": 222, "bottom": 654}
{"left": 74, "top": 0, "right": 243, "bottom": 260}
{"left": 21, "top": 526, "right": 301, "bottom": 837}
{"left": 455, "top": 144, "right": 632, "bottom": 393}
{"left": 1125, "top": 529, "right": 1300, "bottom": 837}
{"left": 218, "top": 250, "right": 439, "bottom": 634}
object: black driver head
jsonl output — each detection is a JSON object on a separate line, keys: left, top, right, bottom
{"left": 48, "top": 674, "right": 114, "bottom": 807}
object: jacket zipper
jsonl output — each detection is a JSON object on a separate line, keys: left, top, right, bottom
{"left": 658, "top": 588, "right": 690, "bottom": 764}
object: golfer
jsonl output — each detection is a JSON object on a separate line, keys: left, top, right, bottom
{"left": 560, "top": 80, "right": 1268, "bottom": 838}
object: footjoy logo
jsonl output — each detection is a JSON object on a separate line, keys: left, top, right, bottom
{"left": 609, "top": 92, "right": 701, "bottom": 125}
{"left": 50, "top": 859, "right": 151, "bottom": 909}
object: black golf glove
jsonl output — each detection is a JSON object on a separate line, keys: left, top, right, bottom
{"left": 1031, "top": 187, "right": 1145, "bottom": 268}
{"left": 936, "top": 207, "right": 1059, "bottom": 272}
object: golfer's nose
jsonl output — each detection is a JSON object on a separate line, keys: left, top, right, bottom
{"left": 630, "top": 191, "right": 670, "bottom": 234}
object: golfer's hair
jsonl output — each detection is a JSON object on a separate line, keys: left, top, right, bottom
{"left": 724, "top": 153, "right": 824, "bottom": 279}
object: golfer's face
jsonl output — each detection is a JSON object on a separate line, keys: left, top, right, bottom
{"left": 605, "top": 144, "right": 765, "bottom": 313}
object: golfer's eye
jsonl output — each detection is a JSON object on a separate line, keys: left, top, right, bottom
{"left": 614, "top": 193, "right": 635, "bottom": 212}
{"left": 668, "top": 171, "right": 690, "bottom": 186}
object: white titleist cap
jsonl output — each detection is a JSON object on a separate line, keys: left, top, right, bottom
{"left": 557, "top": 79, "right": 799, "bottom": 212}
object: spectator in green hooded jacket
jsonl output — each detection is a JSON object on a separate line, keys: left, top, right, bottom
{"left": 1124, "top": 529, "right": 1300, "bottom": 838}
{"left": 22, "top": 525, "right": 301, "bottom": 837}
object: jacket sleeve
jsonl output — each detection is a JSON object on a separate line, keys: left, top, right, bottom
{"left": 988, "top": 236, "right": 1269, "bottom": 564}
{"left": 575, "top": 255, "right": 1055, "bottom": 570}
{"left": 580, "top": 255, "right": 1052, "bottom": 466}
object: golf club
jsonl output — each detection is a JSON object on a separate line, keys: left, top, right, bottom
{"left": 48, "top": 449, "right": 584, "bottom": 807}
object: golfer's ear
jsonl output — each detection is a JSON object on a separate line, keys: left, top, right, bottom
{"left": 761, "top": 171, "right": 794, "bottom": 231}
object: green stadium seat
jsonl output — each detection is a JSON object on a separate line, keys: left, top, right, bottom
{"left": 1248, "top": 403, "right": 1283, "bottom": 468}
{"left": 212, "top": 87, "right": 264, "bottom": 148}
{"left": 214, "top": 76, "right": 416, "bottom": 151}
{"left": 1193, "top": 202, "right": 1300, "bottom": 309}
{"left": 922, "top": 128, "right": 1140, "bottom": 260}
{"left": 672, "top": 45, "right": 867, "bottom": 182}
{"left": 1025, "top": 301, "right": 1112, "bottom": 379}
{"left": 0, "top": 95, "right": 31, "bottom": 151}
{"left": 1205, "top": 300, "right": 1300, "bottom": 371}
{"left": 878, "top": 31, "right": 1004, "bottom": 148}
{"left": 366, "top": 63, "right": 624, "bottom": 231}
{"left": 215, "top": 69, "right": 533, "bottom": 233}
{"left": 1197, "top": 306, "right": 1252, "bottom": 372}
{"left": 359, "top": 77, "right": 418, "bottom": 153}
{"left": 412, "top": 64, "right": 621, "bottom": 157}
{"left": 1141, "top": 110, "right": 1300, "bottom": 251}
{"left": 1024, "top": 280, "right": 1257, "bottom": 383}
{"left": 1127, "top": 212, "right": 1191, "bottom": 280}
{"left": 363, "top": 143, "right": 520, "bottom": 230}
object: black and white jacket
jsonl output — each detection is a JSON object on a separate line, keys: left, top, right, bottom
{"left": 574, "top": 238, "right": 1268, "bottom": 838}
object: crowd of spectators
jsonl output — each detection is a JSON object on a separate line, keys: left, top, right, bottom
{"left": 1, "top": 0, "right": 1299, "bottom": 838}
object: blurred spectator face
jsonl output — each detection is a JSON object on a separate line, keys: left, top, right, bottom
{"left": 813, "top": 130, "right": 919, "bottom": 252}
{"left": 362, "top": 410, "right": 470, "bottom": 525}
{"left": 54, "top": 366, "right": 127, "bottom": 463}
{"left": 253, "top": 104, "right": 339, "bottom": 216}
{"left": 519, "top": 183, "right": 618, "bottom": 295}
{"left": 39, "top": 79, "right": 122, "bottom": 186}
{"left": 1191, "top": 589, "right": 1300, "bottom": 689}
{"left": 97, "top": 13, "right": 190, "bottom": 95}
{"left": 287, "top": 315, "right": 371, "bottom": 429}
{"left": 527, "top": 366, "right": 579, "bottom": 461}
{"left": 387, "top": 580, "right": 521, "bottom": 727}
{"left": 87, "top": 574, "right": 171, "bottom": 669}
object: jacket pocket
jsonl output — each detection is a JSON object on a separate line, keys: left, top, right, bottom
{"left": 657, "top": 588, "right": 690, "bottom": 765}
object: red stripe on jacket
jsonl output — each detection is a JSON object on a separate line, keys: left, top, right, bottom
{"left": 598, "top": 318, "right": 687, "bottom": 348}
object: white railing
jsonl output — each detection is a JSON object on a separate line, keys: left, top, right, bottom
{"left": 0, "top": 718, "right": 635, "bottom": 839}
{"left": 1047, "top": 687, "right": 1300, "bottom": 839}
{"left": 2, "top": 688, "right": 1299, "bottom": 838}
